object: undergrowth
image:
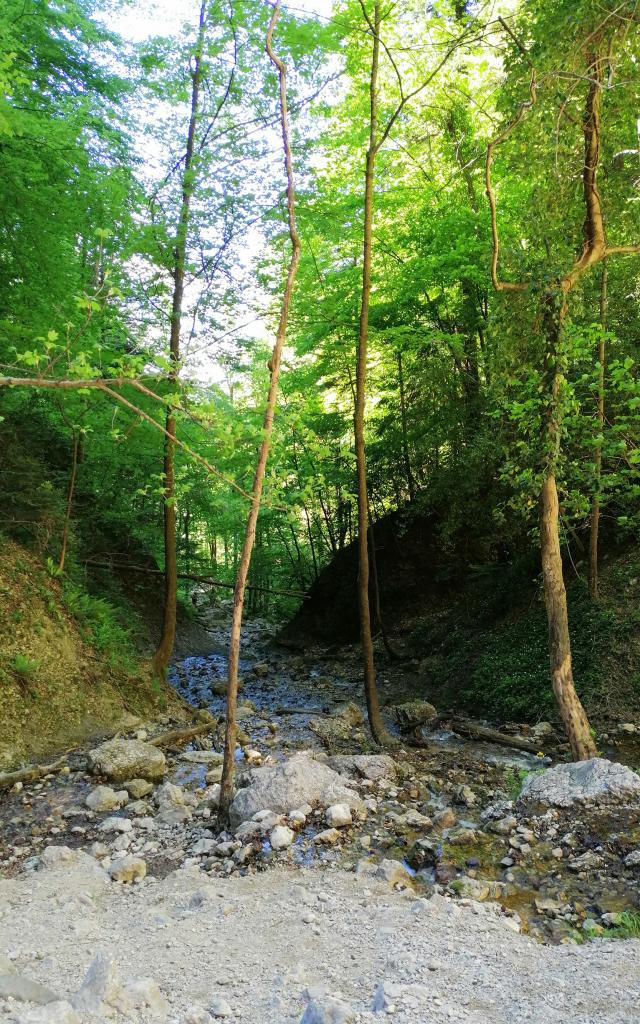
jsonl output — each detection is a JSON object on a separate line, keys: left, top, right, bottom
{"left": 62, "top": 579, "right": 138, "bottom": 673}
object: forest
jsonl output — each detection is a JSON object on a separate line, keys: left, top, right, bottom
{"left": 2, "top": 1, "right": 640, "bottom": 1019}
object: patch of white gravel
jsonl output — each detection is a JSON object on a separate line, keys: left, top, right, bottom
{"left": 1, "top": 851, "right": 639, "bottom": 1023}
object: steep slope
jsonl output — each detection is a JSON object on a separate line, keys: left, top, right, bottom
{"left": 0, "top": 538, "right": 185, "bottom": 769}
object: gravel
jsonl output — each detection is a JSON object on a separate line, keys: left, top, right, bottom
{"left": 1, "top": 852, "right": 639, "bottom": 1023}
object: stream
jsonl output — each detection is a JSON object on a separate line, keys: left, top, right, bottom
{"left": 2, "top": 607, "right": 640, "bottom": 945}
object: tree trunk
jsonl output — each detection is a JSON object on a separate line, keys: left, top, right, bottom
{"left": 589, "top": 260, "right": 607, "bottom": 602}
{"left": 354, "top": 0, "right": 393, "bottom": 745}
{"left": 540, "top": 302, "right": 597, "bottom": 760}
{"left": 218, "top": 2, "right": 301, "bottom": 822}
{"left": 153, "top": 1, "right": 207, "bottom": 676}
{"left": 59, "top": 430, "right": 79, "bottom": 573}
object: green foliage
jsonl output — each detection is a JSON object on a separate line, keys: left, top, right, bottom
{"left": 62, "top": 581, "right": 137, "bottom": 673}
{"left": 11, "top": 654, "right": 39, "bottom": 680}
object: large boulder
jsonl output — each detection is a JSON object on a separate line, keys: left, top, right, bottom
{"left": 326, "top": 754, "right": 396, "bottom": 782}
{"left": 89, "top": 739, "right": 166, "bottom": 783}
{"left": 519, "top": 758, "right": 640, "bottom": 809}
{"left": 390, "top": 700, "right": 437, "bottom": 731}
{"left": 229, "top": 752, "right": 365, "bottom": 826}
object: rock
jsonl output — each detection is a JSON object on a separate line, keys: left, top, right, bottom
{"left": 99, "top": 816, "right": 132, "bottom": 834}
{"left": 375, "top": 859, "right": 413, "bottom": 888}
{"left": 85, "top": 785, "right": 128, "bottom": 812}
{"left": 89, "top": 739, "right": 166, "bottom": 782}
{"left": 192, "top": 838, "right": 217, "bottom": 856}
{"left": 124, "top": 778, "right": 155, "bottom": 799}
{"left": 122, "top": 977, "right": 167, "bottom": 1017}
{"left": 453, "top": 784, "right": 477, "bottom": 807}
{"left": 184, "top": 1010, "right": 214, "bottom": 1024}
{"left": 624, "top": 850, "right": 640, "bottom": 868}
{"left": 270, "top": 825, "right": 295, "bottom": 850}
{"left": 455, "top": 876, "right": 506, "bottom": 901}
{"left": 17, "top": 1002, "right": 80, "bottom": 1024}
{"left": 519, "top": 758, "right": 640, "bottom": 809}
{"left": 0, "top": 973, "right": 58, "bottom": 1005}
{"left": 210, "top": 995, "right": 232, "bottom": 1017}
{"left": 325, "top": 803, "right": 352, "bottom": 828}
{"left": 310, "top": 703, "right": 365, "bottom": 744}
{"left": 313, "top": 828, "right": 341, "bottom": 845}
{"left": 109, "top": 855, "right": 147, "bottom": 883}
{"left": 181, "top": 751, "right": 224, "bottom": 765}
{"left": 390, "top": 700, "right": 437, "bottom": 730}
{"left": 531, "top": 721, "right": 555, "bottom": 742}
{"left": 155, "top": 782, "right": 197, "bottom": 824}
{"left": 620, "top": 723, "right": 637, "bottom": 734}
{"left": 252, "top": 662, "right": 270, "bottom": 677}
{"left": 407, "top": 839, "right": 438, "bottom": 870}
{"left": 73, "top": 953, "right": 126, "bottom": 1016}
{"left": 326, "top": 755, "right": 396, "bottom": 782}
{"left": 229, "top": 752, "right": 364, "bottom": 826}
{"left": 301, "top": 995, "right": 354, "bottom": 1023}
{"left": 434, "top": 808, "right": 456, "bottom": 828}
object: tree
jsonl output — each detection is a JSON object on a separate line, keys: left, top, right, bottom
{"left": 219, "top": 0, "right": 301, "bottom": 821}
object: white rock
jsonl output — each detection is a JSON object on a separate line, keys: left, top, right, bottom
{"left": 17, "top": 1001, "right": 80, "bottom": 1024}
{"left": 375, "top": 859, "right": 413, "bottom": 888}
{"left": 229, "top": 752, "right": 364, "bottom": 826}
{"left": 270, "top": 825, "right": 295, "bottom": 850}
{"left": 300, "top": 995, "right": 354, "bottom": 1023}
{"left": 624, "top": 849, "right": 640, "bottom": 867}
{"left": 99, "top": 816, "right": 132, "bottom": 834}
{"left": 184, "top": 1010, "right": 214, "bottom": 1024}
{"left": 89, "top": 739, "right": 166, "bottom": 782}
{"left": 73, "top": 953, "right": 126, "bottom": 1016}
{"left": 519, "top": 758, "right": 640, "bottom": 809}
{"left": 85, "top": 785, "right": 128, "bottom": 812}
{"left": 109, "top": 855, "right": 147, "bottom": 883}
{"left": 325, "top": 803, "right": 352, "bottom": 828}
{"left": 121, "top": 977, "right": 168, "bottom": 1017}
{"left": 210, "top": 995, "right": 232, "bottom": 1017}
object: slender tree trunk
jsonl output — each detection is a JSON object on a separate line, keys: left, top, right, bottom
{"left": 59, "top": 430, "right": 79, "bottom": 573}
{"left": 354, "top": 1, "right": 393, "bottom": 745}
{"left": 589, "top": 261, "right": 607, "bottom": 602}
{"left": 153, "top": 0, "right": 207, "bottom": 676}
{"left": 540, "top": 302, "right": 597, "bottom": 760}
{"left": 219, "top": 2, "right": 301, "bottom": 822}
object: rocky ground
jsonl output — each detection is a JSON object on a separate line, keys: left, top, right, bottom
{"left": 2, "top": 611, "right": 640, "bottom": 1022}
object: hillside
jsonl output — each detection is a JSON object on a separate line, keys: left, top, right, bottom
{"left": 0, "top": 538, "right": 185, "bottom": 769}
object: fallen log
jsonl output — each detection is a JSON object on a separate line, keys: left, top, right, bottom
{"left": 149, "top": 721, "right": 218, "bottom": 748}
{"left": 0, "top": 756, "right": 68, "bottom": 790}
{"left": 448, "top": 719, "right": 546, "bottom": 755}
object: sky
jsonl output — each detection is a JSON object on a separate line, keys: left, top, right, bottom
{"left": 106, "top": 0, "right": 334, "bottom": 42}
{"left": 100, "top": 0, "right": 336, "bottom": 386}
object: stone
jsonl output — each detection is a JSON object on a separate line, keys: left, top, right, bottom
{"left": 73, "top": 953, "right": 126, "bottom": 1016}
{"left": 121, "top": 977, "right": 167, "bottom": 1017}
{"left": 99, "top": 816, "right": 132, "bottom": 834}
{"left": 313, "top": 828, "right": 341, "bottom": 845}
{"left": 191, "top": 838, "right": 217, "bottom": 856}
{"left": 109, "top": 855, "right": 147, "bottom": 883}
{"left": 210, "top": 995, "right": 232, "bottom": 1017}
{"left": 435, "top": 808, "right": 456, "bottom": 828}
{"left": 390, "top": 700, "right": 437, "bottom": 730}
{"left": 453, "top": 784, "right": 477, "bottom": 807}
{"left": 519, "top": 758, "right": 640, "bottom": 809}
{"left": 407, "top": 839, "right": 438, "bottom": 870}
{"left": 375, "top": 859, "right": 413, "bottom": 888}
{"left": 270, "top": 825, "right": 295, "bottom": 850}
{"left": 155, "top": 782, "right": 197, "bottom": 824}
{"left": 85, "top": 785, "right": 128, "bottom": 812}
{"left": 300, "top": 995, "right": 355, "bottom": 1023}
{"left": 620, "top": 723, "right": 637, "bottom": 734}
{"left": 325, "top": 803, "right": 352, "bottom": 828}
{"left": 181, "top": 751, "right": 224, "bottom": 766}
{"left": 0, "top": 973, "right": 58, "bottom": 1005}
{"left": 184, "top": 1011, "right": 214, "bottom": 1024}
{"left": 455, "top": 876, "right": 506, "bottom": 901}
{"left": 624, "top": 849, "right": 640, "bottom": 867}
{"left": 17, "top": 1002, "right": 80, "bottom": 1024}
{"left": 89, "top": 739, "right": 166, "bottom": 782}
{"left": 124, "top": 778, "right": 154, "bottom": 799}
{"left": 229, "top": 752, "right": 364, "bottom": 826}
{"left": 326, "top": 755, "right": 396, "bottom": 782}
